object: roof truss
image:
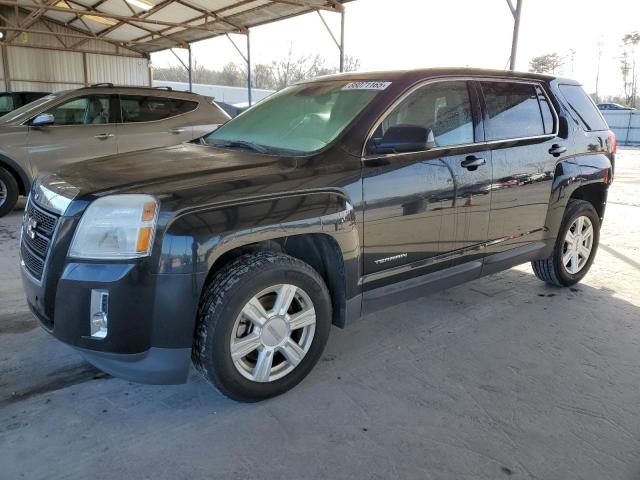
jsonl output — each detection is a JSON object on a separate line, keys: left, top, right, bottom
{"left": 0, "top": 0, "right": 348, "bottom": 55}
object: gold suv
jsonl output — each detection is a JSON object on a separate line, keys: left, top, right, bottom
{"left": 0, "top": 84, "right": 230, "bottom": 216}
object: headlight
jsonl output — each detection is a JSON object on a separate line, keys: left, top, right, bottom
{"left": 69, "top": 194, "right": 159, "bottom": 260}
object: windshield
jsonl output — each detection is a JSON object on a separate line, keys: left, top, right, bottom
{"left": 205, "top": 80, "right": 387, "bottom": 154}
{"left": 0, "top": 92, "right": 65, "bottom": 124}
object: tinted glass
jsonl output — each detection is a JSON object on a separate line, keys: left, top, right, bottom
{"left": 558, "top": 84, "right": 608, "bottom": 131}
{"left": 376, "top": 81, "right": 474, "bottom": 147}
{"left": 22, "top": 92, "right": 48, "bottom": 105}
{"left": 172, "top": 99, "right": 198, "bottom": 115}
{"left": 0, "top": 94, "right": 14, "bottom": 115}
{"left": 535, "top": 86, "right": 555, "bottom": 134}
{"left": 120, "top": 95, "right": 174, "bottom": 122}
{"left": 0, "top": 92, "right": 63, "bottom": 125}
{"left": 482, "top": 82, "right": 545, "bottom": 140}
{"left": 206, "top": 80, "right": 381, "bottom": 153}
{"left": 46, "top": 95, "right": 110, "bottom": 125}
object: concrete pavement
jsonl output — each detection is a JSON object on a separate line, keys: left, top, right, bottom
{"left": 1, "top": 150, "right": 639, "bottom": 480}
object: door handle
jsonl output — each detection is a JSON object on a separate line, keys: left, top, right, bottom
{"left": 94, "top": 133, "right": 114, "bottom": 140}
{"left": 548, "top": 144, "right": 567, "bottom": 157}
{"left": 170, "top": 128, "right": 185, "bottom": 134}
{"left": 460, "top": 155, "right": 486, "bottom": 171}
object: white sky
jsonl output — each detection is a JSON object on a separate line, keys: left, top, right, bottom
{"left": 151, "top": 0, "right": 640, "bottom": 97}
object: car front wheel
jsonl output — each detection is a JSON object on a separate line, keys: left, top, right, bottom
{"left": 192, "top": 251, "right": 332, "bottom": 402}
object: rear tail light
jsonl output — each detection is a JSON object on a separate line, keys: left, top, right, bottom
{"left": 608, "top": 129, "right": 617, "bottom": 155}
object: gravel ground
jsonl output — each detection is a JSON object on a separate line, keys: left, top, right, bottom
{"left": 1, "top": 150, "right": 639, "bottom": 480}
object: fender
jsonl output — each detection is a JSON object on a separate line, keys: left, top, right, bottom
{"left": 0, "top": 153, "right": 31, "bottom": 195}
{"left": 157, "top": 189, "right": 362, "bottom": 319}
{"left": 543, "top": 153, "right": 612, "bottom": 246}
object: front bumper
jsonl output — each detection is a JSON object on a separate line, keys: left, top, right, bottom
{"left": 21, "top": 259, "right": 206, "bottom": 385}
{"left": 77, "top": 347, "right": 192, "bottom": 385}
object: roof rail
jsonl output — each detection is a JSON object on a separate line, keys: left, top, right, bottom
{"left": 91, "top": 82, "right": 114, "bottom": 87}
{"left": 153, "top": 86, "right": 173, "bottom": 91}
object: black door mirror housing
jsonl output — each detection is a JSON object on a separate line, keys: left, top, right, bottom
{"left": 368, "top": 125, "right": 435, "bottom": 155}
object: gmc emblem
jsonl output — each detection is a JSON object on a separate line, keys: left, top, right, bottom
{"left": 25, "top": 217, "right": 38, "bottom": 240}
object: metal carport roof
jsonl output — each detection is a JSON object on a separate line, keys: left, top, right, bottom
{"left": 0, "top": 0, "right": 349, "bottom": 54}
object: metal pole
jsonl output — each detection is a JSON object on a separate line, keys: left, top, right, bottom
{"left": 188, "top": 46, "right": 192, "bottom": 92}
{"left": 509, "top": 0, "right": 522, "bottom": 71}
{"left": 339, "top": 9, "right": 345, "bottom": 72}
{"left": 247, "top": 31, "right": 252, "bottom": 107}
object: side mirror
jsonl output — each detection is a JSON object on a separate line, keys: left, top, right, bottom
{"left": 369, "top": 125, "right": 435, "bottom": 155}
{"left": 31, "top": 113, "right": 55, "bottom": 127}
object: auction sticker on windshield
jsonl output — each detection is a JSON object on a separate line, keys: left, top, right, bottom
{"left": 342, "top": 81, "right": 391, "bottom": 90}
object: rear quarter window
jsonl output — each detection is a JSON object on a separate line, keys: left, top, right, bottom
{"left": 558, "top": 84, "right": 608, "bottom": 132}
{"left": 172, "top": 99, "right": 198, "bottom": 115}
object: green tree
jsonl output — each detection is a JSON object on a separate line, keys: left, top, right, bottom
{"left": 621, "top": 32, "right": 639, "bottom": 107}
{"left": 529, "top": 53, "right": 565, "bottom": 74}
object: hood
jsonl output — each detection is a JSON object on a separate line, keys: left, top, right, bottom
{"left": 51, "top": 143, "right": 295, "bottom": 202}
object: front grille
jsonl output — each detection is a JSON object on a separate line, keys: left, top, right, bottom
{"left": 21, "top": 199, "right": 60, "bottom": 280}
{"left": 23, "top": 230, "right": 49, "bottom": 257}
{"left": 26, "top": 201, "right": 58, "bottom": 235}
{"left": 21, "top": 241, "right": 45, "bottom": 279}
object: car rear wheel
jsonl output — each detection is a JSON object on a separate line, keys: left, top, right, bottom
{"left": 0, "top": 166, "right": 19, "bottom": 218}
{"left": 193, "top": 251, "right": 332, "bottom": 402}
{"left": 531, "top": 199, "right": 600, "bottom": 287}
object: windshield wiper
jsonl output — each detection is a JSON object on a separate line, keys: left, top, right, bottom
{"left": 211, "top": 140, "right": 269, "bottom": 154}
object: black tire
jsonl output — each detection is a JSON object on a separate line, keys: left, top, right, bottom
{"left": 531, "top": 199, "right": 600, "bottom": 287}
{"left": 0, "top": 166, "right": 19, "bottom": 218}
{"left": 193, "top": 251, "right": 332, "bottom": 402}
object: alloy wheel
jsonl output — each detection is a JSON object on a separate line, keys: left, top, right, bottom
{"left": 562, "top": 215, "right": 594, "bottom": 275}
{"left": 0, "top": 178, "right": 6, "bottom": 208}
{"left": 230, "top": 284, "right": 316, "bottom": 383}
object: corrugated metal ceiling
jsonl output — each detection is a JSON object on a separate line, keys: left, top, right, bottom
{"left": 0, "top": 0, "right": 349, "bottom": 54}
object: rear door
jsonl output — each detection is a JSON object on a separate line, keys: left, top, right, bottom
{"left": 26, "top": 94, "right": 118, "bottom": 177}
{"left": 478, "top": 80, "right": 561, "bottom": 261}
{"left": 116, "top": 94, "right": 195, "bottom": 154}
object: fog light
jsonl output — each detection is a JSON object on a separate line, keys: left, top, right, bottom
{"left": 90, "top": 289, "right": 108, "bottom": 339}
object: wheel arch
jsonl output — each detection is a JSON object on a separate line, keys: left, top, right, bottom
{"left": 569, "top": 182, "right": 607, "bottom": 220}
{"left": 0, "top": 154, "right": 30, "bottom": 196}
{"left": 159, "top": 191, "right": 362, "bottom": 329}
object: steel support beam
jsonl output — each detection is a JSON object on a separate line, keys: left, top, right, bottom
{"left": 339, "top": 9, "right": 344, "bottom": 72}
{"left": 507, "top": 0, "right": 522, "bottom": 71}
{"left": 316, "top": 9, "right": 345, "bottom": 72}
{"left": 246, "top": 31, "right": 252, "bottom": 106}
{"left": 188, "top": 45, "right": 193, "bottom": 92}
{"left": 225, "top": 32, "right": 251, "bottom": 106}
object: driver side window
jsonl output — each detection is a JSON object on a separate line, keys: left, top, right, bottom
{"left": 376, "top": 81, "right": 474, "bottom": 148}
{"left": 45, "top": 95, "right": 111, "bottom": 126}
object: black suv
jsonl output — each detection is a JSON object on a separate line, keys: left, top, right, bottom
{"left": 20, "top": 68, "right": 615, "bottom": 402}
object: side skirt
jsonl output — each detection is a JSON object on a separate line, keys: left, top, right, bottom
{"left": 355, "top": 240, "right": 550, "bottom": 319}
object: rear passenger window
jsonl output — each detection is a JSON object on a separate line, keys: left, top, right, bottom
{"left": 120, "top": 95, "right": 174, "bottom": 122}
{"left": 377, "top": 80, "right": 474, "bottom": 147}
{"left": 481, "top": 82, "right": 545, "bottom": 140}
{"left": 172, "top": 99, "right": 198, "bottom": 115}
{"left": 558, "top": 84, "right": 608, "bottom": 131}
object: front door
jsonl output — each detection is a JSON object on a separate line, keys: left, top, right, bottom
{"left": 27, "top": 94, "right": 118, "bottom": 178}
{"left": 362, "top": 80, "right": 491, "bottom": 290}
